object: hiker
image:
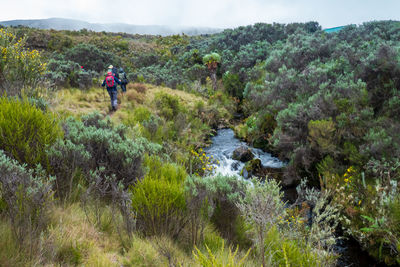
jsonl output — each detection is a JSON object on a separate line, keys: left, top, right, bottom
{"left": 112, "top": 66, "right": 120, "bottom": 79}
{"left": 102, "top": 68, "right": 121, "bottom": 111}
{"left": 119, "top": 67, "right": 128, "bottom": 94}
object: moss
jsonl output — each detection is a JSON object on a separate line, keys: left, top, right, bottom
{"left": 240, "top": 159, "right": 262, "bottom": 178}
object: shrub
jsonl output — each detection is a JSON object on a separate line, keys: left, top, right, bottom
{"left": 223, "top": 71, "right": 244, "bottom": 99}
{"left": 45, "top": 58, "right": 80, "bottom": 88}
{"left": 0, "top": 28, "right": 46, "bottom": 96}
{"left": 0, "top": 97, "right": 62, "bottom": 168}
{"left": 308, "top": 119, "right": 337, "bottom": 154}
{"left": 237, "top": 178, "right": 286, "bottom": 267}
{"left": 82, "top": 167, "right": 136, "bottom": 247}
{"left": 65, "top": 43, "right": 119, "bottom": 73}
{"left": 153, "top": 92, "right": 185, "bottom": 120}
{"left": 28, "top": 96, "right": 49, "bottom": 112}
{"left": 130, "top": 156, "right": 187, "bottom": 237}
{"left": 47, "top": 112, "right": 161, "bottom": 197}
{"left": 185, "top": 175, "right": 248, "bottom": 245}
{"left": 0, "top": 150, "right": 54, "bottom": 247}
{"left": 46, "top": 139, "right": 90, "bottom": 198}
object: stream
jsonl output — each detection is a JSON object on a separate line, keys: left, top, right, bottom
{"left": 205, "top": 128, "right": 383, "bottom": 267}
{"left": 205, "top": 128, "right": 283, "bottom": 176}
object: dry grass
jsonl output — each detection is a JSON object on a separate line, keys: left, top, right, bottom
{"left": 124, "top": 236, "right": 195, "bottom": 267}
{"left": 144, "top": 84, "right": 205, "bottom": 109}
{"left": 41, "top": 203, "right": 122, "bottom": 266}
{"left": 51, "top": 84, "right": 207, "bottom": 125}
{"left": 128, "top": 83, "right": 147, "bottom": 94}
{"left": 0, "top": 203, "right": 124, "bottom": 266}
{"left": 125, "top": 89, "right": 145, "bottom": 104}
{"left": 1, "top": 201, "right": 198, "bottom": 266}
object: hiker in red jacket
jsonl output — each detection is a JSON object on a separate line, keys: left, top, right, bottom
{"left": 102, "top": 65, "right": 121, "bottom": 111}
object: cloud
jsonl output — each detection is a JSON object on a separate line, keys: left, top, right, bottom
{"left": 3, "top": 0, "right": 400, "bottom": 28}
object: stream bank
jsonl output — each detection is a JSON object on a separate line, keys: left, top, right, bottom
{"left": 205, "top": 128, "right": 384, "bottom": 267}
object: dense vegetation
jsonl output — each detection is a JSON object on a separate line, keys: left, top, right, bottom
{"left": 1, "top": 20, "right": 400, "bottom": 265}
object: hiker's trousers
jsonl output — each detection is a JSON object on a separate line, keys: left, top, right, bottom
{"left": 121, "top": 83, "right": 127, "bottom": 92}
{"left": 108, "top": 90, "right": 118, "bottom": 109}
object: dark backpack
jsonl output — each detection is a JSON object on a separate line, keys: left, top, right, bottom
{"left": 105, "top": 72, "right": 115, "bottom": 87}
{"left": 120, "top": 72, "right": 128, "bottom": 84}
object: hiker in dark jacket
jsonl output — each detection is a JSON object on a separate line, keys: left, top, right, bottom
{"left": 102, "top": 70, "right": 121, "bottom": 111}
{"left": 119, "top": 67, "right": 128, "bottom": 94}
{"left": 112, "top": 66, "right": 120, "bottom": 79}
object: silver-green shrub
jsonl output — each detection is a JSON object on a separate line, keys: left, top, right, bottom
{"left": 236, "top": 178, "right": 286, "bottom": 267}
{"left": 0, "top": 150, "right": 54, "bottom": 246}
{"left": 48, "top": 112, "right": 161, "bottom": 197}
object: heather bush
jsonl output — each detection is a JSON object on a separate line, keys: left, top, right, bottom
{"left": 0, "top": 97, "right": 62, "bottom": 168}
{"left": 0, "top": 150, "right": 54, "bottom": 247}
{"left": 263, "top": 226, "right": 332, "bottom": 267}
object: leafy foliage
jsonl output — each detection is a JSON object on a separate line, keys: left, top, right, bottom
{"left": 130, "top": 156, "right": 187, "bottom": 237}
{"left": 0, "top": 97, "right": 61, "bottom": 168}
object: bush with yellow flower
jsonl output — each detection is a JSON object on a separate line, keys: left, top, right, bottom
{"left": 0, "top": 28, "right": 46, "bottom": 96}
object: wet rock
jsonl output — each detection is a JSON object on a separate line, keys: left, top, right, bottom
{"left": 280, "top": 173, "right": 297, "bottom": 187}
{"left": 232, "top": 146, "right": 254, "bottom": 162}
{"left": 231, "top": 161, "right": 240, "bottom": 171}
{"left": 240, "top": 159, "right": 284, "bottom": 182}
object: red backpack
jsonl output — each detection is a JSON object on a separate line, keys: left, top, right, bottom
{"left": 105, "top": 72, "right": 115, "bottom": 87}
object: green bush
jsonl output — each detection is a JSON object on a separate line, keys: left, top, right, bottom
{"left": 65, "top": 43, "right": 119, "bottom": 73}
{"left": 131, "top": 156, "right": 187, "bottom": 237}
{"left": 153, "top": 92, "right": 185, "bottom": 120}
{"left": 223, "top": 71, "right": 244, "bottom": 99}
{"left": 0, "top": 97, "right": 62, "bottom": 168}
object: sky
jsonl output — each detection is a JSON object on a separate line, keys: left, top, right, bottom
{"left": 1, "top": 0, "right": 400, "bottom": 29}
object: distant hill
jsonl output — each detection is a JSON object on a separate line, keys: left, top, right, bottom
{"left": 0, "top": 17, "right": 223, "bottom": 36}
